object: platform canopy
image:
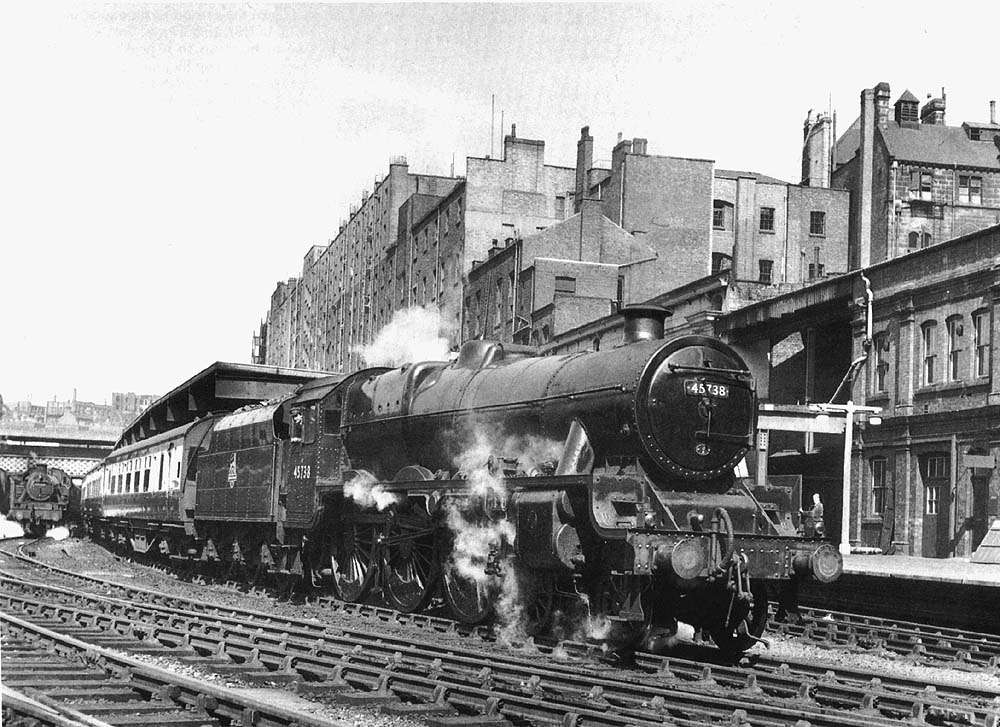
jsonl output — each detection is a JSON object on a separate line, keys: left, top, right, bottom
{"left": 115, "top": 362, "right": 331, "bottom": 449}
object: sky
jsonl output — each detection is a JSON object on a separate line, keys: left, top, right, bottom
{"left": 1, "top": 2, "right": 996, "bottom": 405}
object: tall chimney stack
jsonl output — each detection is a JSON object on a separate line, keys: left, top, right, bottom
{"left": 574, "top": 126, "right": 594, "bottom": 213}
{"left": 991, "top": 100, "right": 996, "bottom": 125}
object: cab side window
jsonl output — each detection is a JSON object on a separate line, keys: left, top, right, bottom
{"left": 323, "top": 407, "right": 341, "bottom": 435}
{"left": 290, "top": 409, "right": 304, "bottom": 442}
{"left": 303, "top": 405, "right": 317, "bottom": 444}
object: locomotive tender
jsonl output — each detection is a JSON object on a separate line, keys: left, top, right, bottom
{"left": 84, "top": 305, "right": 841, "bottom": 653}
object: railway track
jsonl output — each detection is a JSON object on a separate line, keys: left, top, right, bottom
{"left": 1, "top": 611, "right": 354, "bottom": 727}
{"left": 1, "top": 562, "right": 997, "bottom": 727}
{"left": 771, "top": 604, "right": 1000, "bottom": 668}
{"left": 6, "top": 539, "right": 1000, "bottom": 672}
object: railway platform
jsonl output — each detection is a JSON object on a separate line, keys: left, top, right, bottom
{"left": 843, "top": 553, "right": 1000, "bottom": 586}
{"left": 797, "top": 553, "right": 1000, "bottom": 635}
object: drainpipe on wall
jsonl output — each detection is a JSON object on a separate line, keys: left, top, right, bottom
{"left": 951, "top": 433, "right": 959, "bottom": 556}
{"left": 511, "top": 240, "right": 520, "bottom": 341}
{"left": 619, "top": 156, "right": 626, "bottom": 228}
{"left": 783, "top": 187, "right": 790, "bottom": 284}
{"left": 861, "top": 270, "right": 874, "bottom": 346}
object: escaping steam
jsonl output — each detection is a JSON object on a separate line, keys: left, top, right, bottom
{"left": 445, "top": 426, "right": 565, "bottom": 648}
{"left": 344, "top": 471, "right": 401, "bottom": 511}
{"left": 355, "top": 307, "right": 451, "bottom": 367}
{"left": 0, "top": 521, "right": 24, "bottom": 538}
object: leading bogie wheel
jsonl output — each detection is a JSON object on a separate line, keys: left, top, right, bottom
{"left": 441, "top": 553, "right": 495, "bottom": 624}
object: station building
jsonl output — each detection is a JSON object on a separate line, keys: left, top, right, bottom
{"left": 802, "top": 82, "right": 1000, "bottom": 268}
{"left": 723, "top": 225, "right": 999, "bottom": 559}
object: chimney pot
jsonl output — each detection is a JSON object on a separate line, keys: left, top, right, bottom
{"left": 621, "top": 304, "right": 671, "bottom": 344}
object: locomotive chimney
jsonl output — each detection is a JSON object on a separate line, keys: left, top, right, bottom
{"left": 622, "top": 304, "right": 671, "bottom": 344}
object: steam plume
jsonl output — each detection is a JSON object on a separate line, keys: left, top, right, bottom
{"left": 355, "top": 307, "right": 451, "bottom": 367}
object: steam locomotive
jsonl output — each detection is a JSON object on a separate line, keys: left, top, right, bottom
{"left": 83, "top": 305, "right": 841, "bottom": 654}
{"left": 1, "top": 461, "right": 79, "bottom": 537}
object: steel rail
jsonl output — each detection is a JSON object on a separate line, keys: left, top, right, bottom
{"left": 1, "top": 610, "right": 350, "bottom": 727}
{"left": 2, "top": 574, "right": 993, "bottom": 727}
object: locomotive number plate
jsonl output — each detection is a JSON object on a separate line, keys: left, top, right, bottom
{"left": 684, "top": 380, "right": 729, "bottom": 398}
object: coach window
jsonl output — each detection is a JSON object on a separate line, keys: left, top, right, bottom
{"left": 143, "top": 469, "right": 151, "bottom": 492}
{"left": 158, "top": 454, "right": 164, "bottom": 490}
{"left": 126, "top": 472, "right": 132, "bottom": 493}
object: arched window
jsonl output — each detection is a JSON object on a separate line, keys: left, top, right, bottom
{"left": 921, "top": 321, "right": 937, "bottom": 385}
{"left": 946, "top": 315, "right": 963, "bottom": 381}
{"left": 921, "top": 232, "right": 932, "bottom": 248}
{"left": 907, "top": 231, "right": 920, "bottom": 250}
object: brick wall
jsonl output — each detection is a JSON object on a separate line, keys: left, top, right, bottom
{"left": 617, "top": 153, "right": 714, "bottom": 292}
{"left": 787, "top": 185, "right": 851, "bottom": 279}
{"left": 853, "top": 226, "right": 1000, "bottom": 556}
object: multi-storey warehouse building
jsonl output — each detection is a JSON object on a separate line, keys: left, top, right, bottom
{"left": 262, "top": 136, "right": 575, "bottom": 371}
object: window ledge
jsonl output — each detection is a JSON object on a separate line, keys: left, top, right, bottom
{"left": 867, "top": 392, "right": 890, "bottom": 403}
{"left": 808, "top": 233, "right": 826, "bottom": 238}
{"left": 915, "top": 380, "right": 990, "bottom": 396}
{"left": 861, "top": 516, "right": 884, "bottom": 525}
{"left": 758, "top": 229, "right": 776, "bottom": 234}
